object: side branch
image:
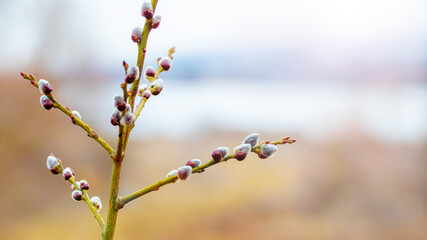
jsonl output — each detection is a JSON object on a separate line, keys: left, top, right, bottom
{"left": 20, "top": 74, "right": 116, "bottom": 158}
{"left": 117, "top": 137, "right": 296, "bottom": 208}
{"left": 69, "top": 178, "right": 106, "bottom": 231}
{"left": 50, "top": 95, "right": 115, "bottom": 158}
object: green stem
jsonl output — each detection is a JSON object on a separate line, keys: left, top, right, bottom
{"left": 118, "top": 155, "right": 234, "bottom": 207}
{"left": 103, "top": 159, "right": 123, "bottom": 240}
{"left": 49, "top": 95, "right": 115, "bottom": 158}
{"left": 103, "top": 3, "right": 159, "bottom": 238}
{"left": 69, "top": 178, "right": 106, "bottom": 230}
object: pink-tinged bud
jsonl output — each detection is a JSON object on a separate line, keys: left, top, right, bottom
{"left": 131, "top": 27, "right": 143, "bottom": 43}
{"left": 243, "top": 133, "right": 259, "bottom": 148}
{"left": 40, "top": 95, "right": 54, "bottom": 110}
{"left": 186, "top": 159, "right": 202, "bottom": 168}
{"left": 47, "top": 155, "right": 60, "bottom": 174}
{"left": 79, "top": 180, "right": 89, "bottom": 190}
{"left": 72, "top": 190, "right": 83, "bottom": 201}
{"left": 141, "top": 2, "right": 154, "bottom": 20}
{"left": 71, "top": 110, "right": 81, "bottom": 120}
{"left": 113, "top": 94, "right": 126, "bottom": 111}
{"left": 142, "top": 90, "right": 151, "bottom": 99}
{"left": 62, "top": 167, "right": 75, "bottom": 181}
{"left": 234, "top": 143, "right": 251, "bottom": 161}
{"left": 38, "top": 79, "right": 53, "bottom": 94}
{"left": 212, "top": 147, "right": 229, "bottom": 163}
{"left": 149, "top": 79, "right": 164, "bottom": 95}
{"left": 111, "top": 110, "right": 121, "bottom": 126}
{"left": 258, "top": 144, "right": 278, "bottom": 159}
{"left": 125, "top": 66, "right": 139, "bottom": 84}
{"left": 71, "top": 184, "right": 77, "bottom": 191}
{"left": 159, "top": 57, "right": 172, "bottom": 71}
{"left": 91, "top": 196, "right": 102, "bottom": 212}
{"left": 144, "top": 66, "right": 156, "bottom": 79}
{"left": 120, "top": 112, "right": 135, "bottom": 125}
{"left": 151, "top": 15, "right": 161, "bottom": 29}
{"left": 177, "top": 166, "right": 192, "bottom": 181}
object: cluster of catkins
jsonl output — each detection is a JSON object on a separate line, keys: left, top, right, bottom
{"left": 166, "top": 133, "right": 283, "bottom": 182}
{"left": 110, "top": 1, "right": 172, "bottom": 127}
{"left": 46, "top": 154, "right": 102, "bottom": 212}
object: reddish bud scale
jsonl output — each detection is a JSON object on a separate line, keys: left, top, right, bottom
{"left": 38, "top": 79, "right": 53, "bottom": 94}
{"left": 235, "top": 152, "right": 247, "bottom": 161}
{"left": 234, "top": 143, "right": 251, "bottom": 161}
{"left": 144, "top": 66, "right": 156, "bottom": 78}
{"left": 159, "top": 57, "right": 172, "bottom": 71}
{"left": 62, "top": 167, "right": 75, "bottom": 181}
{"left": 72, "top": 190, "right": 83, "bottom": 201}
{"left": 141, "top": 2, "right": 154, "bottom": 19}
{"left": 125, "top": 66, "right": 139, "bottom": 84}
{"left": 152, "top": 87, "right": 162, "bottom": 96}
{"left": 211, "top": 150, "right": 223, "bottom": 163}
{"left": 79, "top": 180, "right": 89, "bottom": 190}
{"left": 40, "top": 95, "right": 54, "bottom": 110}
{"left": 212, "top": 147, "right": 229, "bottom": 163}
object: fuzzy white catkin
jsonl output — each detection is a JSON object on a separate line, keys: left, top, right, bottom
{"left": 38, "top": 79, "right": 51, "bottom": 94}
{"left": 217, "top": 147, "right": 229, "bottom": 157}
{"left": 91, "top": 196, "right": 102, "bottom": 211}
{"left": 149, "top": 79, "right": 164, "bottom": 89}
{"left": 166, "top": 169, "right": 178, "bottom": 178}
{"left": 46, "top": 155, "right": 59, "bottom": 170}
{"left": 72, "top": 110, "right": 81, "bottom": 120}
{"left": 120, "top": 112, "right": 135, "bottom": 125}
{"left": 243, "top": 133, "right": 259, "bottom": 148}
{"left": 131, "top": 27, "right": 143, "bottom": 43}
{"left": 113, "top": 94, "right": 125, "bottom": 108}
{"left": 151, "top": 15, "right": 161, "bottom": 28}
{"left": 234, "top": 143, "right": 252, "bottom": 154}
{"left": 261, "top": 144, "right": 278, "bottom": 158}
{"left": 177, "top": 166, "right": 192, "bottom": 181}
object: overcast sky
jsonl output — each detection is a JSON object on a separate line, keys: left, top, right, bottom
{"left": 1, "top": 0, "right": 426, "bottom": 74}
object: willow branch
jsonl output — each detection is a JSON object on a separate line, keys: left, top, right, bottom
{"left": 21, "top": 77, "right": 115, "bottom": 158}
{"left": 104, "top": 1, "right": 160, "bottom": 239}
{"left": 69, "top": 178, "right": 106, "bottom": 231}
{"left": 117, "top": 137, "right": 296, "bottom": 208}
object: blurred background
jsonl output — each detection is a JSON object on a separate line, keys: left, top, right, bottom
{"left": 1, "top": 0, "right": 426, "bottom": 239}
